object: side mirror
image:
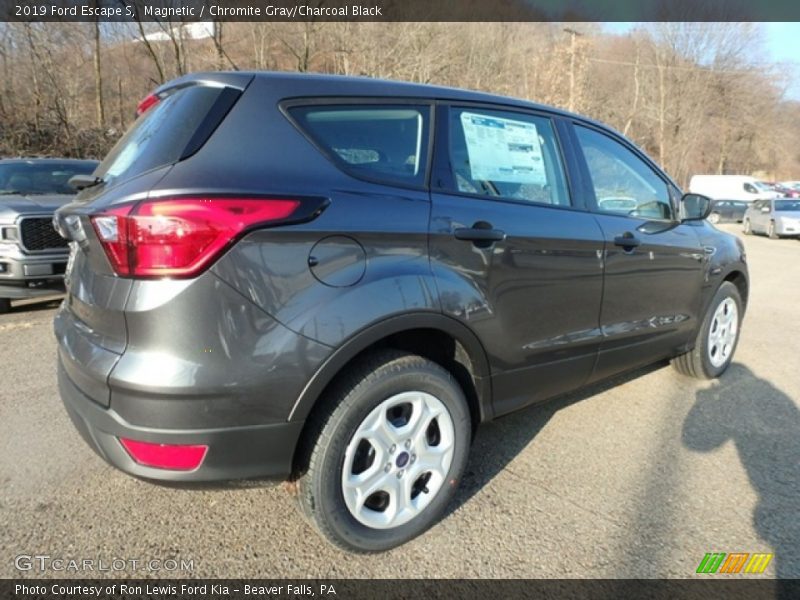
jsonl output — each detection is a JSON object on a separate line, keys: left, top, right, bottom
{"left": 680, "top": 193, "right": 712, "bottom": 222}
{"left": 68, "top": 173, "right": 100, "bottom": 191}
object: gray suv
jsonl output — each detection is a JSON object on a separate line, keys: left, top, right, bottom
{"left": 54, "top": 72, "right": 748, "bottom": 552}
{"left": 0, "top": 158, "right": 98, "bottom": 312}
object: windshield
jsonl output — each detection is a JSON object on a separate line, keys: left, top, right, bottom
{"left": 0, "top": 162, "right": 97, "bottom": 195}
{"left": 775, "top": 200, "right": 800, "bottom": 212}
{"left": 753, "top": 181, "right": 772, "bottom": 191}
{"left": 96, "top": 85, "right": 234, "bottom": 187}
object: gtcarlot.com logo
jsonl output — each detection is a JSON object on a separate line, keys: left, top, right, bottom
{"left": 14, "top": 554, "right": 194, "bottom": 573}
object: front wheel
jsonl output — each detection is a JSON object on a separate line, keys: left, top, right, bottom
{"left": 672, "top": 281, "right": 743, "bottom": 379}
{"left": 708, "top": 212, "right": 720, "bottom": 224}
{"left": 295, "top": 351, "right": 471, "bottom": 552}
{"left": 743, "top": 219, "right": 752, "bottom": 235}
{"left": 768, "top": 220, "right": 779, "bottom": 239}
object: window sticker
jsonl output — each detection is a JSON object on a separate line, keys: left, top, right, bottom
{"left": 460, "top": 112, "right": 547, "bottom": 185}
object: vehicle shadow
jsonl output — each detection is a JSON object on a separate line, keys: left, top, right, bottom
{"left": 682, "top": 363, "right": 800, "bottom": 583}
{"left": 5, "top": 295, "right": 64, "bottom": 314}
{"left": 444, "top": 360, "right": 667, "bottom": 518}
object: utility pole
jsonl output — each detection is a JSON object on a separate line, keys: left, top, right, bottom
{"left": 563, "top": 27, "right": 583, "bottom": 112}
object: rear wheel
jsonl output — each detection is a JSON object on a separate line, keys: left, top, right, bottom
{"left": 743, "top": 219, "right": 752, "bottom": 235}
{"left": 768, "top": 220, "right": 779, "bottom": 239}
{"left": 672, "top": 281, "right": 742, "bottom": 379}
{"left": 295, "top": 351, "right": 471, "bottom": 552}
{"left": 0, "top": 298, "right": 11, "bottom": 314}
{"left": 708, "top": 212, "right": 720, "bottom": 224}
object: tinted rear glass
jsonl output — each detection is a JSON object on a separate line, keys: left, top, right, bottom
{"left": 96, "top": 85, "right": 235, "bottom": 187}
{"left": 289, "top": 105, "right": 430, "bottom": 186}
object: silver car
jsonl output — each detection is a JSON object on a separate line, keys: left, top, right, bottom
{"left": 743, "top": 198, "right": 800, "bottom": 239}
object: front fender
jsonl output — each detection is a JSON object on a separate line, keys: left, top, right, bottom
{"left": 695, "top": 222, "right": 749, "bottom": 316}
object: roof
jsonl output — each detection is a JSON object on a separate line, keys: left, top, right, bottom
{"left": 164, "top": 70, "right": 592, "bottom": 123}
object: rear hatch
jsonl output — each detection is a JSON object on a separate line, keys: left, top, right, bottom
{"left": 54, "top": 74, "right": 252, "bottom": 406}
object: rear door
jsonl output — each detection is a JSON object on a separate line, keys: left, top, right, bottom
{"left": 567, "top": 122, "right": 705, "bottom": 382}
{"left": 429, "top": 104, "right": 605, "bottom": 417}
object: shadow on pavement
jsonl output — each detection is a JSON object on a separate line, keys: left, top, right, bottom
{"left": 682, "top": 363, "right": 800, "bottom": 582}
{"left": 5, "top": 295, "right": 64, "bottom": 314}
{"left": 446, "top": 360, "right": 667, "bottom": 517}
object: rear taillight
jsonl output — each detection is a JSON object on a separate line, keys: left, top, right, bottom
{"left": 120, "top": 438, "right": 208, "bottom": 471}
{"left": 136, "top": 92, "right": 160, "bottom": 116}
{"left": 91, "top": 198, "right": 300, "bottom": 278}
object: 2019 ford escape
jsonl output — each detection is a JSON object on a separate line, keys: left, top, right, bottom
{"left": 54, "top": 72, "right": 748, "bottom": 552}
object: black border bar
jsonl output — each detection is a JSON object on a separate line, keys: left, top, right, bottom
{"left": 4, "top": 579, "right": 800, "bottom": 600}
{"left": 4, "top": 0, "right": 800, "bottom": 22}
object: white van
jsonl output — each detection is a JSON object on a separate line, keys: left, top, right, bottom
{"left": 689, "top": 175, "right": 780, "bottom": 201}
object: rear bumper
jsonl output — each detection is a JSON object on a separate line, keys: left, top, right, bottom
{"left": 58, "top": 360, "right": 304, "bottom": 482}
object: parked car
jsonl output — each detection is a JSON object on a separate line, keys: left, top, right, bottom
{"left": 743, "top": 198, "right": 800, "bottom": 238}
{"left": 0, "top": 158, "right": 99, "bottom": 313}
{"left": 707, "top": 200, "right": 748, "bottom": 224}
{"left": 689, "top": 174, "right": 779, "bottom": 201}
{"left": 780, "top": 181, "right": 800, "bottom": 192}
{"left": 53, "top": 72, "right": 748, "bottom": 553}
{"left": 771, "top": 183, "right": 800, "bottom": 198}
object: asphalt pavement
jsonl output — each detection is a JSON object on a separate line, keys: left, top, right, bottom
{"left": 1, "top": 223, "right": 798, "bottom": 579}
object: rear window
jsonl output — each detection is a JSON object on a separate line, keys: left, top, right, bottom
{"left": 288, "top": 105, "right": 431, "bottom": 187}
{"left": 96, "top": 85, "right": 238, "bottom": 187}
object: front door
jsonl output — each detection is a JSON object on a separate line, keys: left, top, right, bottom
{"left": 569, "top": 123, "right": 705, "bottom": 382}
{"left": 429, "top": 105, "right": 606, "bottom": 417}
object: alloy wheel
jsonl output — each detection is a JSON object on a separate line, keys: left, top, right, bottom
{"left": 707, "top": 297, "right": 738, "bottom": 368}
{"left": 341, "top": 391, "right": 455, "bottom": 529}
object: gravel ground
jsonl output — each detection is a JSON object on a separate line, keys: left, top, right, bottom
{"left": 1, "top": 223, "right": 798, "bottom": 579}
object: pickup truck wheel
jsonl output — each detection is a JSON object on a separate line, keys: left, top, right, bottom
{"left": 672, "top": 281, "right": 742, "bottom": 380}
{"left": 295, "top": 350, "right": 471, "bottom": 553}
{"left": 0, "top": 298, "right": 11, "bottom": 314}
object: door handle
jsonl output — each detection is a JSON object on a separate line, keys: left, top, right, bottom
{"left": 613, "top": 232, "right": 641, "bottom": 250}
{"left": 454, "top": 222, "right": 506, "bottom": 248}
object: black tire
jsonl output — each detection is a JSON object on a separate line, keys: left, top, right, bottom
{"left": 672, "top": 281, "right": 743, "bottom": 380}
{"left": 743, "top": 219, "right": 752, "bottom": 235}
{"left": 295, "top": 350, "right": 471, "bottom": 553}
{"left": 768, "top": 220, "right": 779, "bottom": 239}
{"left": 0, "top": 298, "right": 11, "bottom": 314}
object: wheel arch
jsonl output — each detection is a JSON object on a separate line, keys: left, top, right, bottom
{"left": 287, "top": 312, "right": 493, "bottom": 431}
{"left": 723, "top": 268, "right": 749, "bottom": 309}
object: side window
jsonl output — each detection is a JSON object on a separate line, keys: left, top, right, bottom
{"left": 575, "top": 125, "right": 672, "bottom": 220}
{"left": 744, "top": 183, "right": 758, "bottom": 194}
{"left": 288, "top": 105, "right": 430, "bottom": 186}
{"left": 446, "top": 107, "right": 570, "bottom": 206}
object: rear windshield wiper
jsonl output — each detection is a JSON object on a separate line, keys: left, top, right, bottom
{"left": 68, "top": 174, "right": 105, "bottom": 191}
